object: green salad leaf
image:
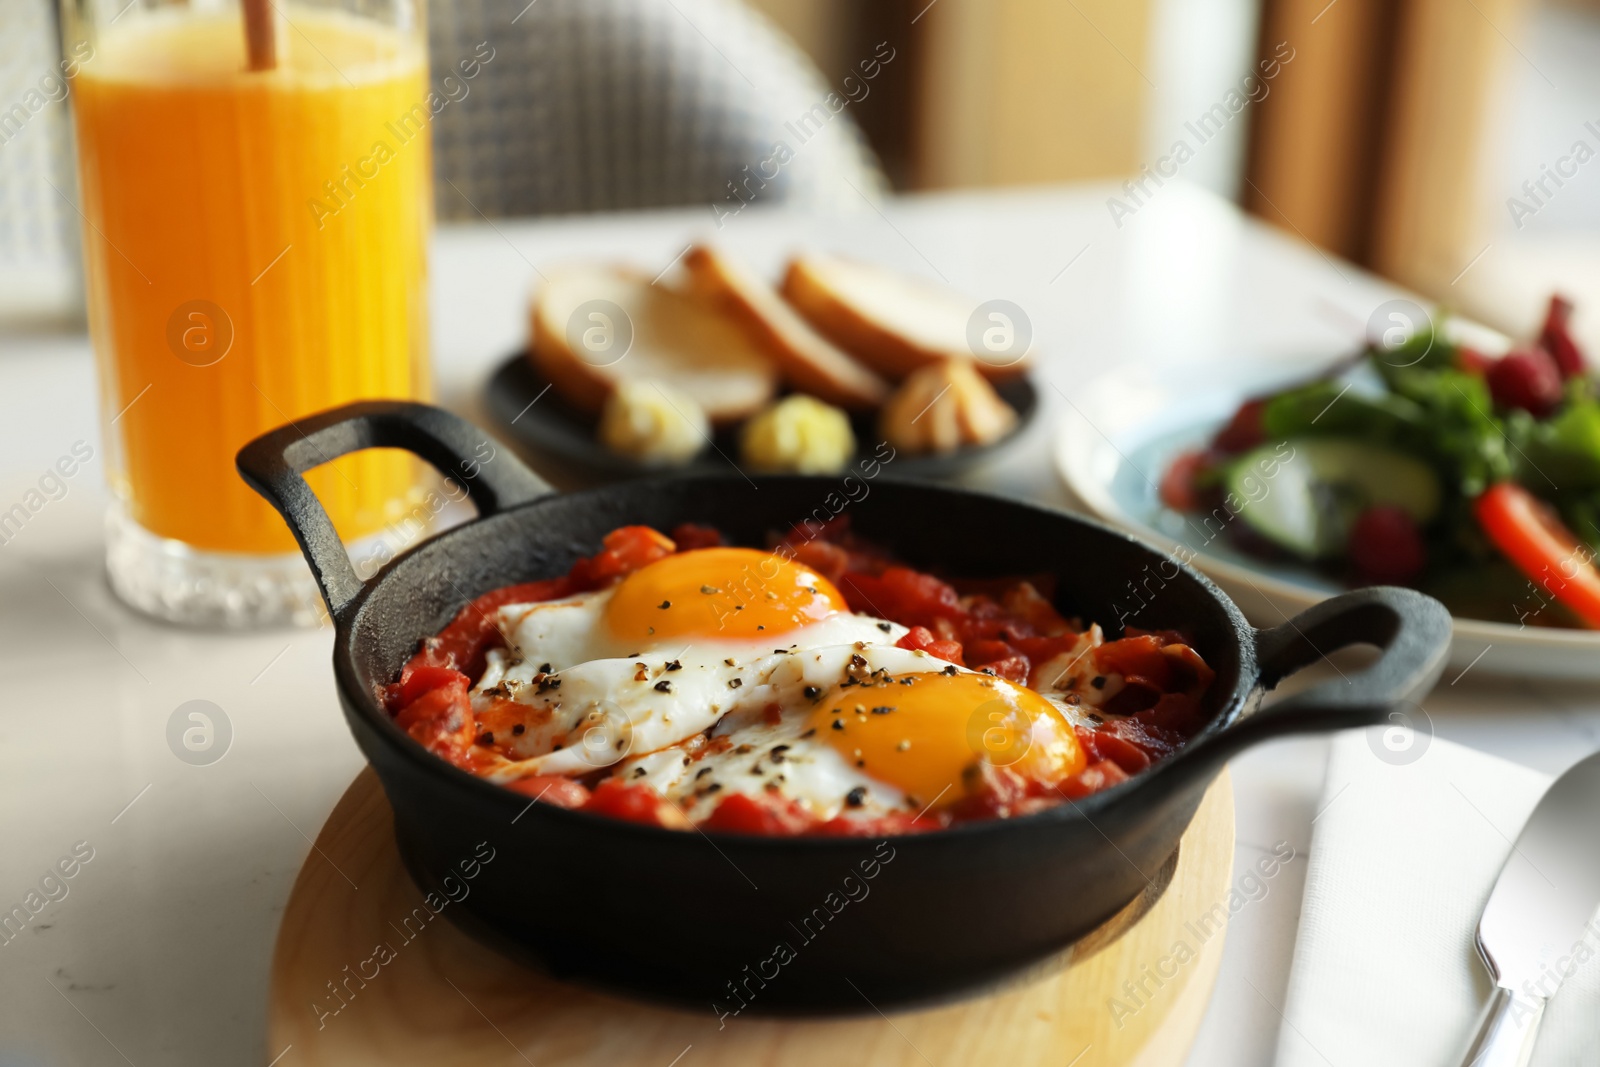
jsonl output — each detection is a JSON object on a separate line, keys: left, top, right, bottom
{"left": 1519, "top": 397, "right": 1600, "bottom": 489}
{"left": 1261, "top": 365, "right": 1512, "bottom": 496}
{"left": 1261, "top": 381, "right": 1428, "bottom": 447}
{"left": 1371, "top": 323, "right": 1458, "bottom": 387}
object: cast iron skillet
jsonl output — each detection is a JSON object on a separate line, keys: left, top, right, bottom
{"left": 238, "top": 400, "right": 1451, "bottom": 1015}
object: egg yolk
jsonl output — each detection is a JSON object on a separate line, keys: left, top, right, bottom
{"left": 809, "top": 671, "right": 1086, "bottom": 809}
{"left": 604, "top": 547, "right": 849, "bottom": 645}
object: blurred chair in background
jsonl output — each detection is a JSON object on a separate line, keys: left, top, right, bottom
{"left": 0, "top": 0, "right": 81, "bottom": 327}
{"left": 428, "top": 0, "right": 886, "bottom": 220}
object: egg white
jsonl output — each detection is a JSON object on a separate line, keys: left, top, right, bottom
{"left": 472, "top": 588, "right": 907, "bottom": 780}
{"left": 490, "top": 584, "right": 903, "bottom": 671}
{"left": 468, "top": 584, "right": 1111, "bottom": 819}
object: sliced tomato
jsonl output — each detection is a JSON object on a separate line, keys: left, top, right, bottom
{"left": 996, "top": 580, "right": 1070, "bottom": 635}
{"left": 844, "top": 567, "right": 964, "bottom": 630}
{"left": 1073, "top": 724, "right": 1152, "bottom": 775}
{"left": 397, "top": 665, "right": 469, "bottom": 708}
{"left": 394, "top": 674, "right": 476, "bottom": 764}
{"left": 1057, "top": 759, "right": 1130, "bottom": 800}
{"left": 1475, "top": 483, "right": 1600, "bottom": 628}
{"left": 1139, "top": 692, "right": 1207, "bottom": 736}
{"left": 505, "top": 775, "right": 591, "bottom": 809}
{"left": 580, "top": 780, "right": 691, "bottom": 829}
{"left": 962, "top": 639, "right": 1030, "bottom": 683}
{"left": 566, "top": 525, "right": 675, "bottom": 588}
{"left": 669, "top": 523, "right": 726, "bottom": 551}
{"left": 894, "top": 625, "right": 965, "bottom": 665}
{"left": 811, "top": 812, "right": 944, "bottom": 837}
{"left": 786, "top": 538, "right": 850, "bottom": 585}
{"left": 947, "top": 763, "right": 1032, "bottom": 820}
{"left": 700, "top": 792, "right": 817, "bottom": 835}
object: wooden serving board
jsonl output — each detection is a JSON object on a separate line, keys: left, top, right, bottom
{"left": 267, "top": 770, "right": 1234, "bottom": 1067}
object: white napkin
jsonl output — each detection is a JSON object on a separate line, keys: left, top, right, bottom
{"left": 1276, "top": 731, "right": 1600, "bottom": 1066}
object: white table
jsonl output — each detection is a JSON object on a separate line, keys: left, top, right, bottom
{"left": 2, "top": 181, "right": 1596, "bottom": 1066}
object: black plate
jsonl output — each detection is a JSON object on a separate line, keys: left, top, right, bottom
{"left": 483, "top": 352, "right": 1038, "bottom": 484}
{"left": 237, "top": 401, "right": 1450, "bottom": 1013}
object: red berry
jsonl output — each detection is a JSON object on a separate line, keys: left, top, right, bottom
{"left": 1213, "top": 398, "right": 1268, "bottom": 454}
{"left": 1539, "top": 294, "right": 1585, "bottom": 378}
{"left": 1348, "top": 506, "right": 1427, "bottom": 585}
{"left": 1160, "top": 449, "right": 1210, "bottom": 512}
{"left": 1486, "top": 347, "right": 1563, "bottom": 418}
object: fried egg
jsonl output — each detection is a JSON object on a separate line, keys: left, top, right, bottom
{"left": 467, "top": 546, "right": 1088, "bottom": 820}
{"left": 613, "top": 644, "right": 1088, "bottom": 821}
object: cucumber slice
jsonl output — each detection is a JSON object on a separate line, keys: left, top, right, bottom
{"left": 1224, "top": 438, "right": 1441, "bottom": 558}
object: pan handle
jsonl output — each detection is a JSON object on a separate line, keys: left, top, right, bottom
{"left": 236, "top": 400, "right": 552, "bottom": 621}
{"left": 1247, "top": 585, "right": 1453, "bottom": 733}
{"left": 1156, "top": 587, "right": 1453, "bottom": 783}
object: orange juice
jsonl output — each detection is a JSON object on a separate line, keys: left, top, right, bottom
{"left": 73, "top": 6, "right": 432, "bottom": 554}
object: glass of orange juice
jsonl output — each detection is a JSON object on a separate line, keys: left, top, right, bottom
{"left": 60, "top": 0, "right": 434, "bottom": 627}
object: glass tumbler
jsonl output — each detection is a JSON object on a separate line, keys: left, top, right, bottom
{"left": 60, "top": 0, "right": 434, "bottom": 626}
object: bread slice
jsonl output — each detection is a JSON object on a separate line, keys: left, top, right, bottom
{"left": 782, "top": 254, "right": 1031, "bottom": 382}
{"left": 530, "top": 265, "right": 778, "bottom": 425}
{"left": 683, "top": 245, "right": 889, "bottom": 411}
{"left": 879, "top": 360, "right": 1018, "bottom": 455}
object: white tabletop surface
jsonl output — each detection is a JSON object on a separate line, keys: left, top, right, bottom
{"left": 2, "top": 181, "right": 1597, "bottom": 1067}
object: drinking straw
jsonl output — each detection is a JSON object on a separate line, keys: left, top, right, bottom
{"left": 243, "top": 0, "right": 277, "bottom": 71}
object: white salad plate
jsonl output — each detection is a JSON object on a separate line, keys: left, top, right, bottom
{"left": 1054, "top": 359, "right": 1600, "bottom": 681}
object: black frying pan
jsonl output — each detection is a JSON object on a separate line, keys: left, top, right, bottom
{"left": 238, "top": 401, "right": 1451, "bottom": 1014}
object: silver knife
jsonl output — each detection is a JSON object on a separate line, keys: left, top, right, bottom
{"left": 1458, "top": 749, "right": 1600, "bottom": 1067}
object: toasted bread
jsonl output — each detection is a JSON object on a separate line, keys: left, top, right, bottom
{"left": 530, "top": 265, "right": 778, "bottom": 425}
{"left": 683, "top": 245, "right": 889, "bottom": 411}
{"left": 878, "top": 359, "right": 1018, "bottom": 455}
{"left": 782, "top": 254, "right": 1031, "bottom": 382}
